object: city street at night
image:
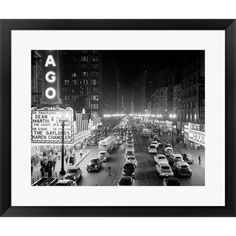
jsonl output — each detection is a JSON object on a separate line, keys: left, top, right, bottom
{"left": 31, "top": 50, "right": 205, "bottom": 186}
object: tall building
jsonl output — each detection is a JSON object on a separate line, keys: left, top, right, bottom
{"left": 150, "top": 87, "right": 168, "bottom": 115}
{"left": 179, "top": 51, "right": 205, "bottom": 125}
{"left": 31, "top": 50, "right": 44, "bottom": 108}
{"left": 60, "top": 50, "right": 102, "bottom": 114}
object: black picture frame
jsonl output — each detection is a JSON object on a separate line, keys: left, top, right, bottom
{"left": 0, "top": 19, "right": 235, "bottom": 217}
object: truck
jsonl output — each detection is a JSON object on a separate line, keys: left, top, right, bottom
{"left": 142, "top": 128, "right": 151, "bottom": 137}
{"left": 98, "top": 136, "right": 117, "bottom": 159}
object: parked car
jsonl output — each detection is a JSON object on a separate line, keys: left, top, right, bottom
{"left": 86, "top": 158, "right": 103, "bottom": 172}
{"left": 123, "top": 162, "right": 135, "bottom": 178}
{"left": 125, "top": 155, "right": 137, "bottom": 167}
{"left": 148, "top": 144, "right": 157, "bottom": 154}
{"left": 64, "top": 166, "right": 82, "bottom": 185}
{"left": 118, "top": 176, "right": 134, "bottom": 186}
{"left": 156, "top": 162, "right": 174, "bottom": 177}
{"left": 182, "top": 153, "right": 194, "bottom": 164}
{"left": 151, "top": 141, "right": 159, "bottom": 148}
{"left": 172, "top": 160, "right": 192, "bottom": 178}
{"left": 163, "top": 177, "right": 181, "bottom": 186}
{"left": 154, "top": 154, "right": 168, "bottom": 164}
{"left": 98, "top": 150, "right": 109, "bottom": 162}
{"left": 55, "top": 179, "right": 77, "bottom": 186}
{"left": 169, "top": 153, "right": 184, "bottom": 165}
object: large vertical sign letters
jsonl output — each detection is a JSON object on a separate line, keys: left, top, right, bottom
{"left": 41, "top": 51, "right": 62, "bottom": 104}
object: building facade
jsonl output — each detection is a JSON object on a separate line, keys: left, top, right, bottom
{"left": 60, "top": 50, "right": 102, "bottom": 114}
{"left": 179, "top": 51, "right": 205, "bottom": 125}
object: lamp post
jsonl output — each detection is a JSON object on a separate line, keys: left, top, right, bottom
{"left": 59, "top": 114, "right": 69, "bottom": 176}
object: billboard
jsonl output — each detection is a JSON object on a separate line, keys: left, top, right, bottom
{"left": 31, "top": 107, "right": 74, "bottom": 144}
{"left": 40, "top": 51, "right": 62, "bottom": 105}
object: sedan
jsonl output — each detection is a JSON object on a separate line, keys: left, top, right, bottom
{"left": 173, "top": 160, "right": 192, "bottom": 178}
{"left": 125, "top": 155, "right": 137, "bottom": 167}
{"left": 163, "top": 177, "right": 181, "bottom": 186}
{"left": 154, "top": 154, "right": 168, "bottom": 164}
{"left": 148, "top": 145, "right": 158, "bottom": 154}
{"left": 86, "top": 158, "right": 103, "bottom": 172}
{"left": 55, "top": 179, "right": 77, "bottom": 186}
{"left": 118, "top": 176, "right": 134, "bottom": 186}
{"left": 151, "top": 141, "right": 159, "bottom": 148}
{"left": 182, "top": 153, "right": 194, "bottom": 164}
{"left": 156, "top": 162, "right": 174, "bottom": 177}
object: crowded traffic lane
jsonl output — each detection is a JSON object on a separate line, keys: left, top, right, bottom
{"left": 77, "top": 143, "right": 126, "bottom": 186}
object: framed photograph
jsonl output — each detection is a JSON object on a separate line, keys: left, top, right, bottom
{"left": 0, "top": 19, "right": 235, "bottom": 216}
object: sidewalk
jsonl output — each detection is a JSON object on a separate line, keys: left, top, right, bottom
{"left": 31, "top": 149, "right": 92, "bottom": 184}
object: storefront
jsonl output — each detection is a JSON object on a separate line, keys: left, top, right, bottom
{"left": 184, "top": 122, "right": 205, "bottom": 148}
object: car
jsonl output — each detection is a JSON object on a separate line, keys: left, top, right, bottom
{"left": 151, "top": 141, "right": 159, "bottom": 148}
{"left": 98, "top": 150, "right": 109, "bottom": 162}
{"left": 123, "top": 162, "right": 135, "bottom": 178}
{"left": 172, "top": 153, "right": 184, "bottom": 163}
{"left": 153, "top": 134, "right": 160, "bottom": 141}
{"left": 165, "top": 142, "right": 172, "bottom": 148}
{"left": 118, "top": 176, "right": 135, "bottom": 186}
{"left": 126, "top": 142, "right": 134, "bottom": 148}
{"left": 55, "top": 179, "right": 77, "bottom": 186}
{"left": 154, "top": 154, "right": 168, "bottom": 164}
{"left": 148, "top": 144, "right": 157, "bottom": 154}
{"left": 125, "top": 145, "right": 135, "bottom": 155}
{"left": 164, "top": 147, "right": 174, "bottom": 158}
{"left": 163, "top": 177, "right": 181, "bottom": 186}
{"left": 172, "top": 160, "right": 192, "bottom": 177}
{"left": 125, "top": 155, "right": 137, "bottom": 167}
{"left": 86, "top": 158, "right": 103, "bottom": 172}
{"left": 64, "top": 166, "right": 82, "bottom": 185}
{"left": 156, "top": 162, "right": 174, "bottom": 177}
{"left": 182, "top": 153, "right": 194, "bottom": 164}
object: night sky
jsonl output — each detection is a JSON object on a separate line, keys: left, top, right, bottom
{"left": 101, "top": 50, "right": 201, "bottom": 113}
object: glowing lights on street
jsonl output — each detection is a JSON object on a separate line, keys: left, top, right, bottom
{"left": 169, "top": 113, "right": 177, "bottom": 119}
{"left": 103, "top": 114, "right": 126, "bottom": 118}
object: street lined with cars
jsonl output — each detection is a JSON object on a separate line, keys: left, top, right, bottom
{"left": 32, "top": 116, "right": 204, "bottom": 186}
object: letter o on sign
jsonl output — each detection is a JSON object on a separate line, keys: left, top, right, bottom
{"left": 45, "top": 87, "right": 56, "bottom": 99}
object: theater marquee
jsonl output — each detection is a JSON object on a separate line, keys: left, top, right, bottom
{"left": 31, "top": 107, "right": 74, "bottom": 144}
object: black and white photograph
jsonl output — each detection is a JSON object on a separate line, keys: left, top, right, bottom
{"left": 31, "top": 50, "right": 205, "bottom": 187}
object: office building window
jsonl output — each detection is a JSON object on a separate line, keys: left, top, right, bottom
{"left": 91, "top": 71, "right": 98, "bottom": 77}
{"left": 90, "top": 95, "right": 98, "bottom": 101}
{"left": 91, "top": 103, "right": 98, "bottom": 109}
{"left": 64, "top": 95, "right": 70, "bottom": 101}
{"left": 82, "top": 71, "right": 88, "bottom": 77}
{"left": 91, "top": 79, "right": 97, "bottom": 85}
{"left": 64, "top": 80, "right": 69, "bottom": 86}
{"left": 81, "top": 56, "right": 88, "bottom": 62}
{"left": 91, "top": 56, "right": 98, "bottom": 62}
{"left": 72, "top": 72, "right": 77, "bottom": 78}
{"left": 72, "top": 80, "right": 78, "bottom": 86}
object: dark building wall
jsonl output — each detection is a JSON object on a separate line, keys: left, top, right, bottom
{"left": 180, "top": 51, "right": 205, "bottom": 124}
{"left": 60, "top": 50, "right": 101, "bottom": 114}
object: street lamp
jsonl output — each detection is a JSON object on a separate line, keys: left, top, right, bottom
{"left": 59, "top": 113, "right": 70, "bottom": 176}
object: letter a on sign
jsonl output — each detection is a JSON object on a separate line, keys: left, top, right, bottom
{"left": 40, "top": 51, "right": 62, "bottom": 105}
{"left": 45, "top": 55, "right": 56, "bottom": 67}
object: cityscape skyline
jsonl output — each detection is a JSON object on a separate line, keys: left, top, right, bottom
{"left": 32, "top": 50, "right": 204, "bottom": 126}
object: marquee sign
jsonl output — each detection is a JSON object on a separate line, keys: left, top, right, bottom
{"left": 31, "top": 107, "right": 74, "bottom": 144}
{"left": 40, "top": 51, "right": 62, "bottom": 105}
{"left": 188, "top": 129, "right": 205, "bottom": 146}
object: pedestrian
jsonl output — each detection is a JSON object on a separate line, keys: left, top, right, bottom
{"left": 80, "top": 149, "right": 83, "bottom": 158}
{"left": 198, "top": 155, "right": 201, "bottom": 165}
